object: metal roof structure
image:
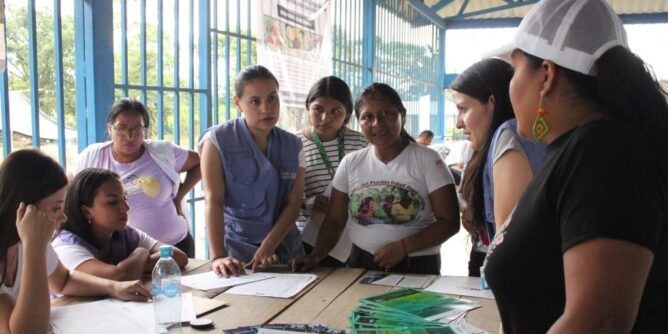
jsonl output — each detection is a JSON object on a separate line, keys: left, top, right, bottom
{"left": 405, "top": 0, "right": 668, "bottom": 29}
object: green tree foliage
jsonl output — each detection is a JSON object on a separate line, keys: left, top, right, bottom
{"left": 6, "top": 4, "right": 76, "bottom": 127}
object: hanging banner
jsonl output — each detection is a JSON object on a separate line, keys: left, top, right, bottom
{"left": 256, "top": 0, "right": 332, "bottom": 132}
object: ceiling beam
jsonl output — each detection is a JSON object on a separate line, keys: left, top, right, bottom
{"left": 430, "top": 0, "right": 454, "bottom": 13}
{"left": 407, "top": 0, "right": 447, "bottom": 30}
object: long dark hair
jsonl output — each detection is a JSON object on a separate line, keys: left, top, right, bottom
{"left": 305, "top": 76, "right": 354, "bottom": 127}
{"left": 450, "top": 58, "right": 515, "bottom": 236}
{"left": 353, "top": 82, "right": 415, "bottom": 143}
{"left": 234, "top": 65, "right": 279, "bottom": 98}
{"left": 523, "top": 46, "right": 668, "bottom": 184}
{"left": 107, "top": 97, "right": 150, "bottom": 128}
{"left": 60, "top": 168, "right": 120, "bottom": 248}
{"left": 0, "top": 150, "right": 68, "bottom": 284}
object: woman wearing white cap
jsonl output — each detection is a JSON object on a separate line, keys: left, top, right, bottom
{"left": 482, "top": 0, "right": 668, "bottom": 332}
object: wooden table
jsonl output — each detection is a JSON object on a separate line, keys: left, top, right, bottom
{"left": 53, "top": 259, "right": 501, "bottom": 333}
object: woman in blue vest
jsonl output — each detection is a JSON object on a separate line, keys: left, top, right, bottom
{"left": 451, "top": 58, "right": 545, "bottom": 277}
{"left": 200, "top": 65, "right": 305, "bottom": 276}
{"left": 52, "top": 168, "right": 187, "bottom": 280}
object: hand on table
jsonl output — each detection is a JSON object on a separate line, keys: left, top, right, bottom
{"left": 211, "top": 257, "right": 245, "bottom": 277}
{"left": 112, "top": 280, "right": 151, "bottom": 302}
{"left": 249, "top": 245, "right": 278, "bottom": 272}
{"left": 289, "top": 254, "right": 321, "bottom": 272}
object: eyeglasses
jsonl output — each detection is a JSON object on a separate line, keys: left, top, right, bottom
{"left": 110, "top": 124, "right": 146, "bottom": 137}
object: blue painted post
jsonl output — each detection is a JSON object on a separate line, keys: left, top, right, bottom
{"left": 140, "top": 0, "right": 147, "bottom": 104}
{"left": 54, "top": 0, "right": 67, "bottom": 165}
{"left": 28, "top": 0, "right": 40, "bottom": 148}
{"left": 75, "top": 0, "right": 115, "bottom": 149}
{"left": 362, "top": 0, "right": 375, "bottom": 86}
{"left": 157, "top": 0, "right": 164, "bottom": 139}
{"left": 436, "top": 27, "right": 445, "bottom": 142}
{"left": 0, "top": 0, "right": 9, "bottom": 155}
{"left": 198, "top": 0, "right": 212, "bottom": 249}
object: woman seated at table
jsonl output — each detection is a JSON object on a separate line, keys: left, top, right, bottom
{"left": 1, "top": 150, "right": 150, "bottom": 334}
{"left": 52, "top": 168, "right": 187, "bottom": 281}
{"left": 72, "top": 98, "right": 201, "bottom": 257}
{"left": 200, "top": 65, "right": 305, "bottom": 276}
{"left": 296, "top": 76, "right": 367, "bottom": 267}
{"left": 291, "top": 83, "right": 460, "bottom": 275}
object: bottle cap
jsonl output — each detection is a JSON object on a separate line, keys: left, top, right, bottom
{"left": 190, "top": 318, "right": 214, "bottom": 329}
{"left": 159, "top": 245, "right": 173, "bottom": 258}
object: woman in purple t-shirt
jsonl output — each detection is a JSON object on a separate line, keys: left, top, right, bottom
{"left": 73, "top": 98, "right": 201, "bottom": 257}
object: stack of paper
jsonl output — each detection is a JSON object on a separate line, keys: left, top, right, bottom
{"left": 424, "top": 276, "right": 495, "bottom": 300}
{"left": 360, "top": 271, "right": 438, "bottom": 289}
{"left": 348, "top": 288, "right": 482, "bottom": 333}
{"left": 181, "top": 271, "right": 273, "bottom": 291}
{"left": 222, "top": 323, "right": 346, "bottom": 334}
{"left": 50, "top": 293, "right": 197, "bottom": 334}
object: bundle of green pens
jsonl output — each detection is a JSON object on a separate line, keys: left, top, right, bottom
{"left": 348, "top": 288, "right": 483, "bottom": 334}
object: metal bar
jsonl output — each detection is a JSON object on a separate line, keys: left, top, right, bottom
{"left": 54, "top": 0, "right": 66, "bottom": 165}
{"left": 114, "top": 84, "right": 206, "bottom": 93}
{"left": 28, "top": 0, "right": 40, "bottom": 148}
{"left": 210, "top": 29, "right": 257, "bottom": 40}
{"left": 457, "top": 0, "right": 470, "bottom": 16}
{"left": 444, "top": 17, "right": 521, "bottom": 29}
{"left": 430, "top": 0, "right": 454, "bottom": 13}
{"left": 0, "top": 1, "right": 10, "bottom": 155}
{"left": 225, "top": 0, "right": 231, "bottom": 120}
{"left": 157, "top": 0, "right": 164, "bottom": 139}
{"left": 121, "top": 0, "right": 128, "bottom": 96}
{"left": 406, "top": 0, "right": 446, "bottom": 31}
{"left": 236, "top": 0, "right": 241, "bottom": 72}
{"left": 213, "top": 0, "right": 219, "bottom": 125}
{"left": 362, "top": 0, "right": 374, "bottom": 85}
{"left": 246, "top": 0, "right": 251, "bottom": 66}
{"left": 436, "top": 27, "right": 445, "bottom": 142}
{"left": 74, "top": 0, "right": 87, "bottom": 151}
{"left": 188, "top": 0, "right": 195, "bottom": 147}
{"left": 449, "top": 0, "right": 538, "bottom": 20}
{"left": 140, "top": 0, "right": 147, "bottom": 103}
{"left": 174, "top": 0, "right": 180, "bottom": 144}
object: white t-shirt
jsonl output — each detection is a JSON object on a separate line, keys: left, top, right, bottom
{"left": 332, "top": 142, "right": 455, "bottom": 256}
{"left": 53, "top": 229, "right": 158, "bottom": 270}
{"left": 0, "top": 243, "right": 60, "bottom": 300}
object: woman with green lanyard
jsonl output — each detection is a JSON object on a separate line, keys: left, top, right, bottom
{"left": 296, "top": 76, "right": 367, "bottom": 267}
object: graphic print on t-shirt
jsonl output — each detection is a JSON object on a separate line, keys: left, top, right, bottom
{"left": 124, "top": 175, "right": 161, "bottom": 198}
{"left": 349, "top": 181, "right": 424, "bottom": 226}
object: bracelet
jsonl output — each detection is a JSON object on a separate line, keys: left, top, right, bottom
{"left": 400, "top": 239, "right": 408, "bottom": 258}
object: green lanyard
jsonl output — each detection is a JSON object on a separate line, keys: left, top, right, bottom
{"left": 311, "top": 127, "right": 345, "bottom": 178}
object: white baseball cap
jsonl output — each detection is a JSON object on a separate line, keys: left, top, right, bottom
{"left": 488, "top": 0, "right": 628, "bottom": 76}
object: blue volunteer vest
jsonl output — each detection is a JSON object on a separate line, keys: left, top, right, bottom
{"left": 53, "top": 228, "right": 141, "bottom": 265}
{"left": 212, "top": 118, "right": 304, "bottom": 263}
{"left": 482, "top": 119, "right": 546, "bottom": 240}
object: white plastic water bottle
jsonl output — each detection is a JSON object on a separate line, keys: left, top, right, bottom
{"left": 152, "top": 245, "right": 182, "bottom": 334}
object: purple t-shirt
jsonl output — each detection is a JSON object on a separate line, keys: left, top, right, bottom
{"left": 94, "top": 145, "right": 188, "bottom": 244}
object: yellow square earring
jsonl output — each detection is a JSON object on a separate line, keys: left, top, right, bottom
{"left": 532, "top": 97, "right": 550, "bottom": 142}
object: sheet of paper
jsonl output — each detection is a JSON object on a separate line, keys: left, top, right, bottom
{"left": 225, "top": 273, "right": 317, "bottom": 298}
{"left": 360, "top": 271, "right": 436, "bottom": 289}
{"left": 50, "top": 293, "right": 198, "bottom": 334}
{"left": 424, "top": 276, "right": 495, "bottom": 299}
{"left": 181, "top": 271, "right": 273, "bottom": 290}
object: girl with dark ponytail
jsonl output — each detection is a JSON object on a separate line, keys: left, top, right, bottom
{"left": 482, "top": 0, "right": 668, "bottom": 332}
